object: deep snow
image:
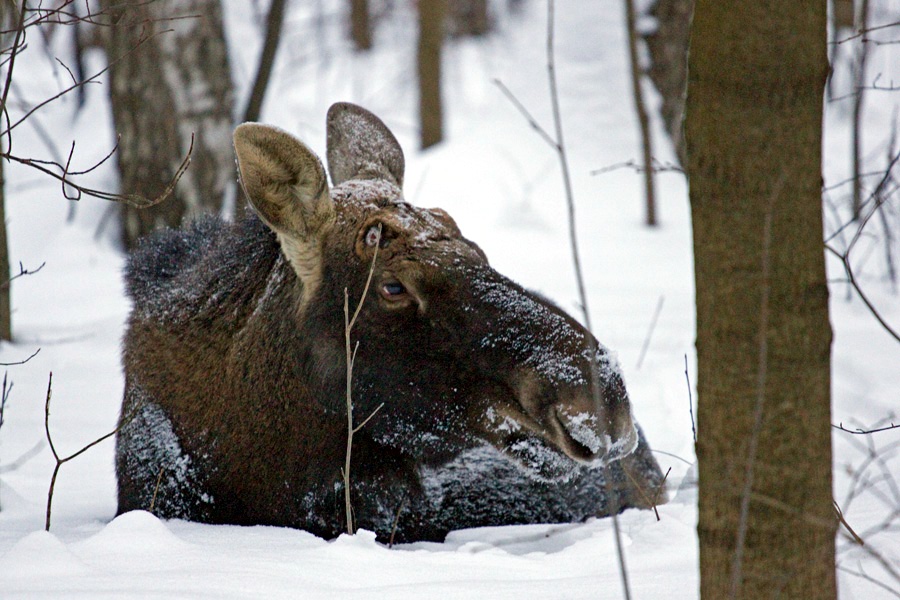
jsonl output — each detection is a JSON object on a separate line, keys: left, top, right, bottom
{"left": 0, "top": 1, "right": 897, "bottom": 598}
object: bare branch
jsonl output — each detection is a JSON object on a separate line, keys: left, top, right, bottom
{"left": 4, "top": 133, "right": 194, "bottom": 207}
{"left": 826, "top": 243, "right": 900, "bottom": 344}
{"left": 44, "top": 372, "right": 144, "bottom": 531}
{"left": 343, "top": 224, "right": 383, "bottom": 535}
{"left": 838, "top": 566, "right": 900, "bottom": 599}
{"left": 635, "top": 295, "right": 664, "bottom": 369}
{"left": 0, "top": 346, "right": 40, "bottom": 366}
{"left": 0, "top": 0, "right": 28, "bottom": 153}
{"left": 833, "top": 422, "right": 900, "bottom": 435}
{"left": 492, "top": 78, "right": 558, "bottom": 150}
{"left": 388, "top": 495, "right": 409, "bottom": 549}
{"left": 832, "top": 19, "right": 900, "bottom": 45}
{"left": 591, "top": 158, "right": 684, "bottom": 176}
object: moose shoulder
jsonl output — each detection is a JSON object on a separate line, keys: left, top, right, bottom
{"left": 116, "top": 102, "right": 667, "bottom": 542}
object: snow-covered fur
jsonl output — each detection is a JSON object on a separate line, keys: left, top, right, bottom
{"left": 116, "top": 103, "right": 666, "bottom": 542}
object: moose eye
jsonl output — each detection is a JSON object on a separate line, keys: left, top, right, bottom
{"left": 382, "top": 282, "right": 406, "bottom": 297}
{"left": 365, "top": 225, "right": 382, "bottom": 247}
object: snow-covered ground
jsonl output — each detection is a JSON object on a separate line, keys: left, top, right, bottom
{"left": 0, "top": 1, "right": 897, "bottom": 597}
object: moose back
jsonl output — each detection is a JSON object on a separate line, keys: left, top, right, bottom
{"left": 116, "top": 103, "right": 666, "bottom": 542}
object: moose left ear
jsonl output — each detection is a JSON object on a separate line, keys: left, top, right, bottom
{"left": 326, "top": 102, "right": 405, "bottom": 187}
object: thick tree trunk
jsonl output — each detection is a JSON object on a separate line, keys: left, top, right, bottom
{"left": 686, "top": 2, "right": 836, "bottom": 598}
{"left": 101, "top": 0, "right": 235, "bottom": 249}
{"left": 417, "top": 0, "right": 446, "bottom": 149}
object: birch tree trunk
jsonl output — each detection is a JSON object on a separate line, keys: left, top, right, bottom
{"left": 101, "top": 0, "right": 235, "bottom": 248}
{"left": 686, "top": 2, "right": 836, "bottom": 597}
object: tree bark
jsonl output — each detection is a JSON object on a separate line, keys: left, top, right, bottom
{"left": 624, "top": 0, "right": 657, "bottom": 226}
{"left": 349, "top": 0, "right": 372, "bottom": 50}
{"left": 686, "top": 2, "right": 836, "bottom": 598}
{"left": 643, "top": 0, "right": 692, "bottom": 168}
{"left": 101, "top": 0, "right": 235, "bottom": 249}
{"left": 0, "top": 156, "right": 10, "bottom": 341}
{"left": 417, "top": 0, "right": 446, "bottom": 149}
{"left": 448, "top": 0, "right": 490, "bottom": 37}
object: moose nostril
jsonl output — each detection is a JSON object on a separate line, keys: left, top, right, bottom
{"left": 556, "top": 409, "right": 604, "bottom": 457}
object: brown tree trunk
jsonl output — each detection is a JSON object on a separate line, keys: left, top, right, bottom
{"left": 624, "top": 0, "right": 657, "bottom": 226}
{"left": 686, "top": 2, "right": 836, "bottom": 598}
{"left": 417, "top": 0, "right": 446, "bottom": 149}
{"left": 0, "top": 156, "right": 10, "bottom": 341}
{"left": 448, "top": 0, "right": 490, "bottom": 37}
{"left": 101, "top": 0, "right": 235, "bottom": 249}
{"left": 643, "top": 0, "right": 692, "bottom": 168}
{"left": 350, "top": 0, "right": 372, "bottom": 50}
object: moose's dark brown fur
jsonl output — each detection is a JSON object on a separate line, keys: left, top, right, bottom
{"left": 116, "top": 103, "right": 666, "bottom": 542}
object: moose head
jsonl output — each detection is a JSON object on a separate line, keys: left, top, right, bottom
{"left": 232, "top": 103, "right": 638, "bottom": 481}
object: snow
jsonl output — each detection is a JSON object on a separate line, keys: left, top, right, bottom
{"left": 0, "top": 0, "right": 898, "bottom": 598}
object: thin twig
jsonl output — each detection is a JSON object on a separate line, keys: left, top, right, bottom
{"left": 388, "top": 495, "right": 408, "bottom": 549}
{"left": 826, "top": 244, "right": 900, "bottom": 343}
{"left": 653, "top": 467, "right": 672, "bottom": 509}
{"left": 591, "top": 158, "right": 684, "bottom": 176}
{"left": 149, "top": 465, "right": 165, "bottom": 514}
{"left": 635, "top": 295, "right": 663, "bottom": 369}
{"left": 0, "top": 347, "right": 40, "bottom": 366}
{"left": 0, "top": 439, "right": 44, "bottom": 474}
{"left": 622, "top": 464, "right": 670, "bottom": 521}
{"left": 492, "top": 79, "right": 558, "bottom": 150}
{"left": 0, "top": 0, "right": 28, "bottom": 153}
{"left": 833, "top": 422, "right": 900, "bottom": 435}
{"left": 834, "top": 499, "right": 865, "bottom": 545}
{"left": 44, "top": 372, "right": 144, "bottom": 531}
{"left": 1, "top": 261, "right": 45, "bottom": 290}
{"left": 684, "top": 354, "right": 696, "bottom": 444}
{"left": 651, "top": 448, "right": 694, "bottom": 466}
{"left": 552, "top": 0, "right": 630, "bottom": 597}
{"left": 832, "top": 19, "right": 900, "bottom": 45}
{"left": 343, "top": 224, "right": 382, "bottom": 535}
{"left": 4, "top": 134, "right": 194, "bottom": 207}
{"left": 837, "top": 566, "right": 900, "bottom": 599}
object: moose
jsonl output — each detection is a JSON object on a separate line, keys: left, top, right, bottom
{"left": 116, "top": 102, "right": 666, "bottom": 542}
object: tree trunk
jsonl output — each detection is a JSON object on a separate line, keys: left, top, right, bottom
{"left": 448, "top": 0, "right": 490, "bottom": 37}
{"left": 101, "top": 0, "right": 235, "bottom": 249}
{"left": 624, "top": 0, "right": 657, "bottom": 226}
{"left": 417, "top": 0, "right": 446, "bottom": 149}
{"left": 643, "top": 0, "right": 692, "bottom": 168}
{"left": 686, "top": 3, "right": 836, "bottom": 599}
{"left": 0, "top": 156, "right": 10, "bottom": 341}
{"left": 349, "top": 0, "right": 372, "bottom": 50}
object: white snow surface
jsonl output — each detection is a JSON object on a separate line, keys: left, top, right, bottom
{"left": 0, "top": 1, "right": 898, "bottom": 598}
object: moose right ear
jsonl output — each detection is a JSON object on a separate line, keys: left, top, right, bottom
{"left": 326, "top": 102, "right": 405, "bottom": 187}
{"left": 233, "top": 123, "right": 334, "bottom": 240}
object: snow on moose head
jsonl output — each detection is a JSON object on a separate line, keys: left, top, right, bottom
{"left": 116, "top": 102, "right": 654, "bottom": 543}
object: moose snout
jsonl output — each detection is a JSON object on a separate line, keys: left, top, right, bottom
{"left": 553, "top": 392, "right": 639, "bottom": 467}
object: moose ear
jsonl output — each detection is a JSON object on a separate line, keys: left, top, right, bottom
{"left": 326, "top": 102, "right": 405, "bottom": 187}
{"left": 233, "top": 123, "right": 334, "bottom": 239}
